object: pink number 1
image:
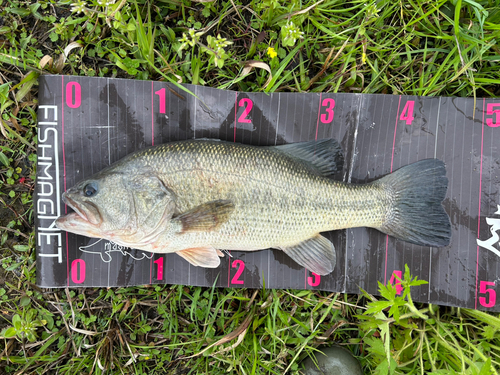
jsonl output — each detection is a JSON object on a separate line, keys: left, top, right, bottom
{"left": 155, "top": 88, "right": 166, "bottom": 114}
{"left": 154, "top": 257, "right": 164, "bottom": 281}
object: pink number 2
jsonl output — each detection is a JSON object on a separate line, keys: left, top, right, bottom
{"left": 486, "top": 103, "right": 500, "bottom": 127}
{"left": 237, "top": 98, "right": 253, "bottom": 123}
{"left": 231, "top": 260, "right": 245, "bottom": 284}
{"left": 155, "top": 88, "right": 166, "bottom": 114}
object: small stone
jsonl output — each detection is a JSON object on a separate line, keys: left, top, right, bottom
{"left": 301, "top": 345, "right": 363, "bottom": 375}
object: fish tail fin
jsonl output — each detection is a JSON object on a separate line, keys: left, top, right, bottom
{"left": 376, "top": 159, "right": 451, "bottom": 247}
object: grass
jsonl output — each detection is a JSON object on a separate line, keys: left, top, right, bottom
{"left": 0, "top": 0, "right": 499, "bottom": 373}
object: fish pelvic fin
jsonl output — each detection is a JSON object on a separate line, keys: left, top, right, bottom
{"left": 270, "top": 139, "right": 344, "bottom": 178}
{"left": 279, "top": 234, "right": 336, "bottom": 275}
{"left": 376, "top": 159, "right": 451, "bottom": 247}
{"left": 175, "top": 200, "right": 235, "bottom": 233}
{"left": 176, "top": 246, "right": 222, "bottom": 267}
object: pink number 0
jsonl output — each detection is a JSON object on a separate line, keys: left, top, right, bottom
{"left": 65, "top": 82, "right": 81, "bottom": 108}
{"left": 231, "top": 260, "right": 245, "bottom": 284}
{"left": 71, "top": 259, "right": 86, "bottom": 284}
{"left": 479, "top": 281, "right": 496, "bottom": 308}
{"left": 237, "top": 98, "right": 253, "bottom": 123}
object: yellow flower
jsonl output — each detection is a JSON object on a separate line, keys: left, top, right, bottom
{"left": 361, "top": 52, "right": 366, "bottom": 65}
{"left": 267, "top": 47, "right": 277, "bottom": 59}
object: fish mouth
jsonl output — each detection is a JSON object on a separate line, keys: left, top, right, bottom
{"left": 55, "top": 193, "right": 102, "bottom": 233}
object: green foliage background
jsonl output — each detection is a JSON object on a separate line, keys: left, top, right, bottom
{"left": 0, "top": 0, "right": 499, "bottom": 374}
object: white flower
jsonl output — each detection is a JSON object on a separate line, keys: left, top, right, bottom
{"left": 70, "top": 1, "right": 87, "bottom": 14}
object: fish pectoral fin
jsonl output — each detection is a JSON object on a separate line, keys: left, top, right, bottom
{"left": 174, "top": 200, "right": 235, "bottom": 233}
{"left": 176, "top": 246, "right": 222, "bottom": 268}
{"left": 279, "top": 234, "right": 336, "bottom": 276}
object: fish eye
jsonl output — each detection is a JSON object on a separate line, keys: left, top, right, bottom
{"left": 83, "top": 182, "right": 98, "bottom": 197}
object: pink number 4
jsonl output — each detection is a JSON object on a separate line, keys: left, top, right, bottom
{"left": 388, "top": 270, "right": 403, "bottom": 295}
{"left": 400, "top": 101, "right": 415, "bottom": 125}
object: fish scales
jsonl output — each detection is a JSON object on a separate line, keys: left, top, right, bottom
{"left": 135, "top": 140, "right": 388, "bottom": 251}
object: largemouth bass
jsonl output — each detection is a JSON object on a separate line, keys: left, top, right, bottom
{"left": 55, "top": 139, "right": 451, "bottom": 275}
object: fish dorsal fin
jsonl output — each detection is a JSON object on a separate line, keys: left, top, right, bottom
{"left": 270, "top": 139, "right": 344, "bottom": 178}
{"left": 278, "top": 234, "right": 336, "bottom": 275}
{"left": 174, "top": 200, "right": 235, "bottom": 233}
{"left": 176, "top": 246, "right": 221, "bottom": 267}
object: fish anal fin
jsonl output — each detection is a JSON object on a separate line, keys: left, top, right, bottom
{"left": 175, "top": 200, "right": 235, "bottom": 233}
{"left": 176, "top": 246, "right": 222, "bottom": 268}
{"left": 279, "top": 234, "right": 336, "bottom": 276}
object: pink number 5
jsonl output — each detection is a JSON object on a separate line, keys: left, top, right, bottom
{"left": 486, "top": 103, "right": 500, "bottom": 127}
{"left": 479, "top": 281, "right": 496, "bottom": 308}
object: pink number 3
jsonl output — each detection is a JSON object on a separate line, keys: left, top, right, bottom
{"left": 320, "top": 98, "right": 335, "bottom": 123}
